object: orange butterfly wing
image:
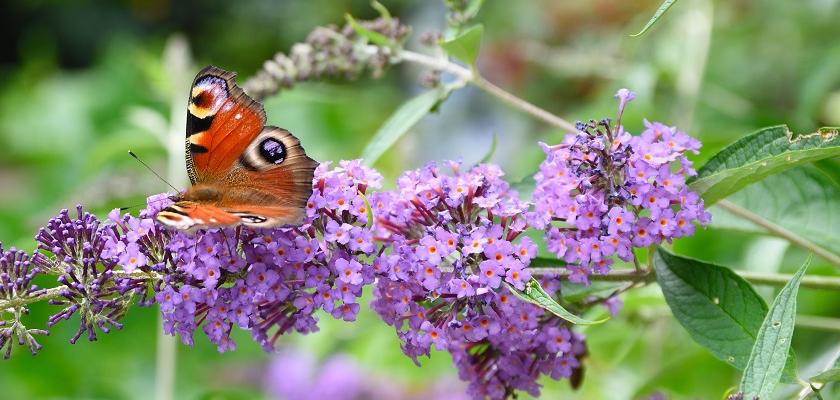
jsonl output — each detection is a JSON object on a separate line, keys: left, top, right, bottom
{"left": 184, "top": 66, "right": 266, "bottom": 184}
{"left": 156, "top": 66, "right": 318, "bottom": 230}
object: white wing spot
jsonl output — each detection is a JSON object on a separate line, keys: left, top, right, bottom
{"left": 235, "top": 113, "right": 242, "bottom": 120}
{"left": 209, "top": 218, "right": 218, "bottom": 223}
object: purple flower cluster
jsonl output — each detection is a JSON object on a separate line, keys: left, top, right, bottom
{"left": 102, "top": 193, "right": 176, "bottom": 306}
{"left": 33, "top": 206, "right": 136, "bottom": 343}
{"left": 151, "top": 160, "right": 380, "bottom": 351}
{"left": 530, "top": 90, "right": 710, "bottom": 284}
{"left": 0, "top": 245, "right": 48, "bottom": 358}
{"left": 369, "top": 161, "right": 586, "bottom": 399}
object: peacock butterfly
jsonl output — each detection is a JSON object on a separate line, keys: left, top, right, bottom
{"left": 156, "top": 66, "right": 318, "bottom": 230}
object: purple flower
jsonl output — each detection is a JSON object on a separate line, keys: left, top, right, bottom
{"left": 416, "top": 235, "right": 443, "bottom": 265}
{"left": 325, "top": 221, "right": 353, "bottom": 245}
{"left": 606, "top": 207, "right": 634, "bottom": 235}
{"left": 615, "top": 88, "right": 636, "bottom": 126}
{"left": 603, "top": 295, "right": 623, "bottom": 317}
{"left": 144, "top": 161, "right": 381, "bottom": 352}
{"left": 118, "top": 242, "right": 147, "bottom": 272}
{"left": 531, "top": 91, "right": 709, "bottom": 286}
{"left": 33, "top": 206, "right": 139, "bottom": 344}
{"left": 336, "top": 258, "right": 364, "bottom": 285}
{"left": 478, "top": 260, "right": 504, "bottom": 288}
{"left": 331, "top": 302, "right": 360, "bottom": 321}
{"left": 369, "top": 161, "right": 586, "bottom": 399}
{"left": 504, "top": 259, "right": 530, "bottom": 290}
{"left": 448, "top": 278, "right": 476, "bottom": 298}
{"left": 513, "top": 236, "right": 537, "bottom": 262}
{"left": 0, "top": 246, "right": 48, "bottom": 358}
{"left": 543, "top": 327, "right": 572, "bottom": 353}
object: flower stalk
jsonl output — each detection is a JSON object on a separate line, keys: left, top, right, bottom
{"left": 528, "top": 267, "right": 840, "bottom": 291}
{"left": 4, "top": 266, "right": 837, "bottom": 315}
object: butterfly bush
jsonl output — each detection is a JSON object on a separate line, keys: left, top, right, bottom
{"left": 0, "top": 245, "right": 48, "bottom": 358}
{"left": 145, "top": 160, "right": 380, "bottom": 351}
{"left": 0, "top": 87, "right": 713, "bottom": 400}
{"left": 33, "top": 206, "right": 141, "bottom": 343}
{"left": 529, "top": 89, "right": 711, "bottom": 284}
{"left": 369, "top": 161, "right": 586, "bottom": 399}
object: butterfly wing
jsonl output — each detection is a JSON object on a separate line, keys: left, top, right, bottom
{"left": 185, "top": 66, "right": 266, "bottom": 184}
{"left": 156, "top": 66, "right": 318, "bottom": 230}
{"left": 213, "top": 126, "right": 318, "bottom": 228}
{"left": 155, "top": 201, "right": 240, "bottom": 230}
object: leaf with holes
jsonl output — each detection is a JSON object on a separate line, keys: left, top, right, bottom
{"left": 505, "top": 278, "right": 609, "bottom": 325}
{"left": 688, "top": 125, "right": 840, "bottom": 205}
{"left": 361, "top": 86, "right": 453, "bottom": 166}
{"left": 653, "top": 248, "right": 798, "bottom": 381}
{"left": 740, "top": 256, "right": 810, "bottom": 398}
{"left": 711, "top": 166, "right": 840, "bottom": 255}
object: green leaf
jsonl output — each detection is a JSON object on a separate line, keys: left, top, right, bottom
{"left": 464, "top": 0, "right": 485, "bottom": 18}
{"left": 370, "top": 0, "right": 391, "bottom": 20}
{"left": 711, "top": 166, "right": 840, "bottom": 255}
{"left": 505, "top": 278, "right": 609, "bottom": 325}
{"left": 527, "top": 256, "right": 623, "bottom": 302}
{"left": 358, "top": 192, "right": 374, "bottom": 229}
{"left": 440, "top": 24, "right": 484, "bottom": 66}
{"left": 689, "top": 125, "right": 840, "bottom": 204}
{"left": 361, "top": 86, "right": 452, "bottom": 166}
{"left": 631, "top": 0, "right": 679, "bottom": 37}
{"left": 345, "top": 14, "right": 392, "bottom": 47}
{"left": 560, "top": 281, "right": 624, "bottom": 303}
{"left": 653, "top": 248, "right": 798, "bottom": 381}
{"left": 510, "top": 174, "right": 536, "bottom": 198}
{"left": 740, "top": 256, "right": 810, "bottom": 398}
{"left": 478, "top": 133, "right": 497, "bottom": 164}
{"left": 195, "top": 389, "right": 266, "bottom": 400}
{"left": 811, "top": 367, "right": 840, "bottom": 385}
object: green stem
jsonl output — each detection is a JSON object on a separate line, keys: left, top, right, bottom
{"left": 397, "top": 49, "right": 578, "bottom": 132}
{"left": 529, "top": 267, "right": 840, "bottom": 291}
{"left": 155, "top": 313, "right": 177, "bottom": 400}
{"left": 0, "top": 270, "right": 161, "bottom": 311}
{"left": 716, "top": 200, "right": 840, "bottom": 269}
{"left": 795, "top": 315, "right": 840, "bottom": 333}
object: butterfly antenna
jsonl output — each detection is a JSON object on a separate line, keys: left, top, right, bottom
{"left": 128, "top": 150, "right": 180, "bottom": 193}
{"left": 119, "top": 194, "right": 177, "bottom": 212}
{"left": 119, "top": 203, "right": 144, "bottom": 211}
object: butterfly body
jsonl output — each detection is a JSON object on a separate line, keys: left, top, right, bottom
{"left": 156, "top": 66, "right": 318, "bottom": 230}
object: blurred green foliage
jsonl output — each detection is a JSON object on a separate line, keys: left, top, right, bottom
{"left": 1, "top": 0, "right": 840, "bottom": 399}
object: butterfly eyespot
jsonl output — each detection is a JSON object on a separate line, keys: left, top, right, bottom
{"left": 191, "top": 91, "right": 213, "bottom": 108}
{"left": 259, "top": 138, "right": 286, "bottom": 164}
{"left": 177, "top": 67, "right": 318, "bottom": 230}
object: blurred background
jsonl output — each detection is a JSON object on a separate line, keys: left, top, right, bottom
{"left": 1, "top": 0, "right": 840, "bottom": 398}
